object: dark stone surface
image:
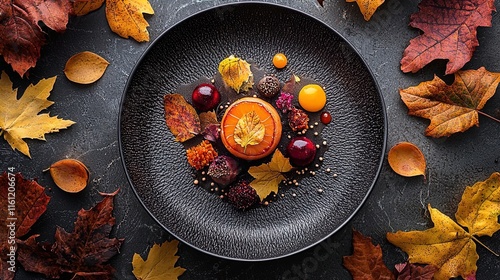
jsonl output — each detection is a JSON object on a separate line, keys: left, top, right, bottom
{"left": 1, "top": 0, "right": 499, "bottom": 279}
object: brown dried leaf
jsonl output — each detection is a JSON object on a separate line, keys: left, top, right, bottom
{"left": 199, "top": 111, "right": 219, "bottom": 131}
{"left": 132, "top": 240, "right": 186, "bottom": 280}
{"left": 387, "top": 142, "right": 426, "bottom": 178}
{"left": 164, "top": 94, "right": 201, "bottom": 142}
{"left": 343, "top": 229, "right": 395, "bottom": 280}
{"left": 49, "top": 159, "right": 90, "bottom": 193}
{"left": 218, "top": 55, "right": 254, "bottom": 93}
{"left": 0, "top": 0, "right": 71, "bottom": 77}
{"left": 248, "top": 150, "right": 293, "bottom": 200}
{"left": 395, "top": 262, "right": 438, "bottom": 280}
{"left": 0, "top": 172, "right": 51, "bottom": 280}
{"left": 64, "top": 51, "right": 109, "bottom": 84}
{"left": 17, "top": 190, "right": 123, "bottom": 279}
{"left": 400, "top": 67, "right": 500, "bottom": 137}
{"left": 401, "top": 0, "right": 496, "bottom": 74}
{"left": 234, "top": 111, "right": 265, "bottom": 151}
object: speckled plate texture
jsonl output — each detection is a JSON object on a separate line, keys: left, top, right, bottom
{"left": 119, "top": 2, "right": 386, "bottom": 260}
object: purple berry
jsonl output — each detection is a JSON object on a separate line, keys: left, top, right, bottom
{"left": 192, "top": 83, "right": 221, "bottom": 112}
{"left": 286, "top": 136, "right": 316, "bottom": 166}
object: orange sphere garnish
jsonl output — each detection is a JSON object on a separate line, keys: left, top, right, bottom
{"left": 298, "top": 84, "right": 326, "bottom": 112}
{"left": 272, "top": 53, "right": 288, "bottom": 69}
{"left": 220, "top": 97, "right": 282, "bottom": 160}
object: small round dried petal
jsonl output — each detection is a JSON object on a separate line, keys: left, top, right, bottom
{"left": 50, "top": 159, "right": 89, "bottom": 193}
{"left": 388, "top": 142, "right": 426, "bottom": 178}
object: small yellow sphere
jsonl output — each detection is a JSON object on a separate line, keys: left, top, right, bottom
{"left": 298, "top": 84, "right": 326, "bottom": 112}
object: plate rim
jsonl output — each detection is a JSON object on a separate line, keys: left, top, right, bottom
{"left": 117, "top": 1, "right": 388, "bottom": 261}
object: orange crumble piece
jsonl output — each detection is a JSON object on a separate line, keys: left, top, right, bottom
{"left": 186, "top": 140, "right": 218, "bottom": 170}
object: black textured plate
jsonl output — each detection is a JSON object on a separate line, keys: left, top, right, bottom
{"left": 119, "top": 3, "right": 386, "bottom": 260}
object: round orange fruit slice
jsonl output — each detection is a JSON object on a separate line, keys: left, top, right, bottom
{"left": 220, "top": 97, "right": 282, "bottom": 161}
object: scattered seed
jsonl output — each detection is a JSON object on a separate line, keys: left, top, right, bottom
{"left": 316, "top": 144, "right": 320, "bottom": 149}
{"left": 314, "top": 132, "right": 319, "bottom": 136}
{"left": 210, "top": 182, "right": 215, "bottom": 186}
{"left": 333, "top": 173, "right": 338, "bottom": 177}
{"left": 202, "top": 177, "right": 206, "bottom": 182}
{"left": 322, "top": 141, "right": 327, "bottom": 146}
{"left": 194, "top": 179, "right": 199, "bottom": 185}
{"left": 326, "top": 168, "right": 331, "bottom": 173}
{"left": 317, "top": 188, "right": 323, "bottom": 193}
{"left": 319, "top": 157, "right": 324, "bottom": 161}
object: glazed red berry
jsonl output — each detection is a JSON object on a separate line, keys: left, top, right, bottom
{"left": 191, "top": 83, "right": 221, "bottom": 112}
{"left": 320, "top": 111, "right": 332, "bottom": 124}
{"left": 286, "top": 136, "right": 316, "bottom": 166}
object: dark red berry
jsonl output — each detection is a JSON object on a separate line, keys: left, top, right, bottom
{"left": 320, "top": 111, "right": 332, "bottom": 124}
{"left": 286, "top": 136, "right": 316, "bottom": 166}
{"left": 191, "top": 83, "right": 221, "bottom": 112}
{"left": 227, "top": 181, "right": 258, "bottom": 210}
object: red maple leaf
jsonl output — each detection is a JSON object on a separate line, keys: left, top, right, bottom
{"left": 343, "top": 229, "right": 395, "bottom": 280}
{"left": 400, "top": 0, "right": 496, "bottom": 75}
{"left": 17, "top": 190, "right": 123, "bottom": 279}
{"left": 0, "top": 172, "right": 51, "bottom": 280}
{"left": 395, "top": 262, "right": 438, "bottom": 280}
{"left": 0, "top": 0, "right": 72, "bottom": 77}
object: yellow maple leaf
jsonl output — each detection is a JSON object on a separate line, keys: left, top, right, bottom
{"left": 72, "top": 0, "right": 154, "bottom": 42}
{"left": 346, "top": 0, "right": 385, "bottom": 21}
{"left": 218, "top": 55, "right": 254, "bottom": 93}
{"left": 132, "top": 239, "right": 186, "bottom": 280}
{"left": 387, "top": 172, "right": 500, "bottom": 280}
{"left": 248, "top": 150, "right": 293, "bottom": 200}
{"left": 234, "top": 111, "right": 265, "bottom": 151}
{"left": 0, "top": 72, "right": 75, "bottom": 158}
{"left": 456, "top": 172, "right": 500, "bottom": 237}
{"left": 106, "top": 0, "right": 154, "bottom": 42}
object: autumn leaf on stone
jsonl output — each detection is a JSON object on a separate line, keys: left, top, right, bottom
{"left": 394, "top": 262, "right": 438, "bottom": 280}
{"left": 343, "top": 229, "right": 395, "bottom": 280}
{"left": 218, "top": 55, "right": 254, "bottom": 93}
{"left": 72, "top": 0, "right": 154, "bottom": 42}
{"left": 132, "top": 239, "right": 186, "bottom": 280}
{"left": 0, "top": 72, "right": 75, "bottom": 158}
{"left": 387, "top": 172, "right": 500, "bottom": 280}
{"left": 0, "top": 0, "right": 72, "bottom": 77}
{"left": 400, "top": 0, "right": 496, "bottom": 75}
{"left": 400, "top": 67, "right": 500, "bottom": 138}
{"left": 234, "top": 111, "right": 265, "bottom": 151}
{"left": 346, "top": 0, "right": 385, "bottom": 21}
{"left": 0, "top": 172, "right": 51, "bottom": 280}
{"left": 17, "top": 190, "right": 123, "bottom": 279}
{"left": 64, "top": 51, "right": 110, "bottom": 84}
{"left": 164, "top": 94, "right": 201, "bottom": 142}
{"left": 248, "top": 149, "right": 293, "bottom": 200}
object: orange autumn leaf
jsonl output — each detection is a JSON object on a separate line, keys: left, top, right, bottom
{"left": 387, "top": 142, "right": 426, "bottom": 178}
{"left": 0, "top": 72, "right": 75, "bottom": 158}
{"left": 401, "top": 0, "right": 495, "bottom": 75}
{"left": 132, "top": 239, "right": 186, "bottom": 280}
{"left": 106, "top": 0, "right": 154, "bottom": 42}
{"left": 72, "top": 0, "right": 154, "bottom": 41}
{"left": 387, "top": 173, "right": 500, "bottom": 280}
{"left": 64, "top": 51, "right": 109, "bottom": 84}
{"left": 346, "top": 0, "right": 385, "bottom": 21}
{"left": 399, "top": 67, "right": 500, "bottom": 138}
{"left": 49, "top": 159, "right": 90, "bottom": 193}
{"left": 343, "top": 229, "right": 395, "bottom": 280}
{"left": 163, "top": 94, "right": 201, "bottom": 142}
